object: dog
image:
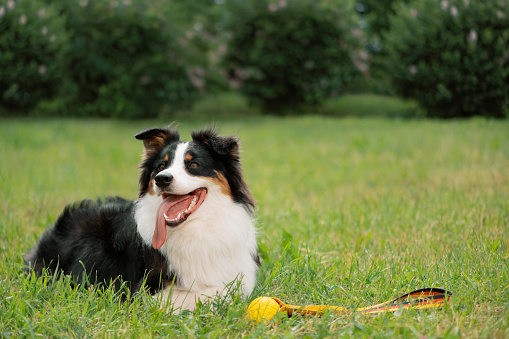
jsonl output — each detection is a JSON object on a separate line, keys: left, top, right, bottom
{"left": 24, "top": 124, "right": 259, "bottom": 312}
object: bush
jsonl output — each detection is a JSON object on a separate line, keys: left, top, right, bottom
{"left": 355, "top": 0, "right": 412, "bottom": 35}
{"left": 59, "top": 0, "right": 197, "bottom": 118}
{"left": 223, "top": 0, "right": 362, "bottom": 114}
{"left": 169, "top": 0, "right": 232, "bottom": 94}
{"left": 383, "top": 0, "right": 509, "bottom": 118}
{"left": 0, "top": 0, "right": 69, "bottom": 112}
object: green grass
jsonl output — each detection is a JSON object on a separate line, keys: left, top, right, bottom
{"left": 1, "top": 116, "right": 508, "bottom": 337}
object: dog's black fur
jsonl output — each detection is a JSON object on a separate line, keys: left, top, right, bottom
{"left": 25, "top": 197, "right": 171, "bottom": 294}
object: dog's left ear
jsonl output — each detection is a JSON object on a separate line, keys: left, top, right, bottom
{"left": 191, "top": 126, "right": 239, "bottom": 158}
{"left": 135, "top": 124, "right": 181, "bottom": 158}
{"left": 192, "top": 126, "right": 255, "bottom": 210}
{"left": 135, "top": 124, "right": 181, "bottom": 197}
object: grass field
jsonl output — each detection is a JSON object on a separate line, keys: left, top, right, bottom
{"left": 1, "top": 116, "right": 508, "bottom": 337}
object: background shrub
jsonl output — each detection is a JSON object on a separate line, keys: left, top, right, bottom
{"left": 383, "top": 0, "right": 509, "bottom": 118}
{"left": 0, "top": 0, "right": 69, "bottom": 112}
{"left": 355, "top": 0, "right": 412, "bottom": 35}
{"left": 58, "top": 0, "right": 197, "bottom": 118}
{"left": 224, "top": 0, "right": 362, "bottom": 114}
{"left": 169, "top": 0, "right": 233, "bottom": 94}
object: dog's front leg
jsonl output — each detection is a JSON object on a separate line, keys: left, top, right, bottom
{"left": 156, "top": 286, "right": 224, "bottom": 314}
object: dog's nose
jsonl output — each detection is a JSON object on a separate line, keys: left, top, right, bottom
{"left": 155, "top": 173, "right": 173, "bottom": 189}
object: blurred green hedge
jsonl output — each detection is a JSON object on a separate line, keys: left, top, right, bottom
{"left": 383, "top": 0, "right": 509, "bottom": 118}
{"left": 224, "top": 0, "right": 362, "bottom": 114}
{"left": 1, "top": 0, "right": 507, "bottom": 118}
{"left": 60, "top": 0, "right": 197, "bottom": 118}
{"left": 0, "top": 0, "right": 69, "bottom": 111}
{"left": 1, "top": 0, "right": 197, "bottom": 118}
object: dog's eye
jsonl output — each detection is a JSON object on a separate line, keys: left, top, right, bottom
{"left": 157, "top": 163, "right": 165, "bottom": 171}
{"left": 189, "top": 162, "right": 199, "bottom": 168}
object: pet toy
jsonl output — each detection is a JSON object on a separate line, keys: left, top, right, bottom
{"left": 247, "top": 288, "right": 452, "bottom": 323}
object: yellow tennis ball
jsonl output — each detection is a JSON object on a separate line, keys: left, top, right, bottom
{"left": 247, "top": 297, "right": 281, "bottom": 323}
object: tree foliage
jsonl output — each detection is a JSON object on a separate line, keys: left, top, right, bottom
{"left": 0, "top": 0, "right": 69, "bottom": 112}
{"left": 223, "top": 0, "right": 362, "bottom": 113}
{"left": 383, "top": 0, "right": 509, "bottom": 118}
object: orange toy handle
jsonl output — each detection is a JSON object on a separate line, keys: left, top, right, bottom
{"left": 275, "top": 288, "right": 451, "bottom": 317}
{"left": 356, "top": 288, "right": 452, "bottom": 314}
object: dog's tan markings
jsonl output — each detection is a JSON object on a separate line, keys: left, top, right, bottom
{"left": 163, "top": 280, "right": 175, "bottom": 288}
{"left": 145, "top": 171, "right": 156, "bottom": 195}
{"left": 147, "top": 179, "right": 156, "bottom": 195}
{"left": 185, "top": 153, "right": 193, "bottom": 162}
{"left": 135, "top": 123, "right": 180, "bottom": 161}
{"left": 164, "top": 155, "right": 168, "bottom": 162}
{"left": 207, "top": 171, "right": 233, "bottom": 198}
{"left": 140, "top": 136, "right": 166, "bottom": 160}
{"left": 144, "top": 136, "right": 165, "bottom": 149}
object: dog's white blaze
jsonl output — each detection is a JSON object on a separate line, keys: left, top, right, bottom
{"left": 134, "top": 141, "right": 258, "bottom": 311}
{"left": 160, "top": 142, "right": 200, "bottom": 195}
{"left": 135, "top": 142, "right": 191, "bottom": 244}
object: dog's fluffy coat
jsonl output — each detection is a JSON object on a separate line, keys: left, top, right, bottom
{"left": 25, "top": 124, "right": 259, "bottom": 311}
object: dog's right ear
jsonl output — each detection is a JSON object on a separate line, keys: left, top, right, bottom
{"left": 135, "top": 125, "right": 180, "bottom": 158}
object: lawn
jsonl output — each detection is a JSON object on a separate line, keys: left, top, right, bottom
{"left": 1, "top": 116, "right": 508, "bottom": 337}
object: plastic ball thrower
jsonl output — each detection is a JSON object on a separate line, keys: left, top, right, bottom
{"left": 247, "top": 288, "right": 452, "bottom": 324}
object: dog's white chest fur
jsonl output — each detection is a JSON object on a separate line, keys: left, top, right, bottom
{"left": 135, "top": 193, "right": 257, "bottom": 291}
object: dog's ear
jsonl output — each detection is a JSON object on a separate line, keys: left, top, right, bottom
{"left": 192, "top": 125, "right": 255, "bottom": 211}
{"left": 135, "top": 124, "right": 181, "bottom": 197}
{"left": 191, "top": 125, "right": 239, "bottom": 158}
{"left": 135, "top": 124, "right": 180, "bottom": 158}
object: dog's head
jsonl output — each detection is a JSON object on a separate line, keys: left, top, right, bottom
{"left": 135, "top": 124, "right": 254, "bottom": 249}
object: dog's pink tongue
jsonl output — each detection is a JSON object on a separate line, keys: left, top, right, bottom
{"left": 154, "top": 202, "right": 168, "bottom": 249}
{"left": 153, "top": 195, "right": 186, "bottom": 249}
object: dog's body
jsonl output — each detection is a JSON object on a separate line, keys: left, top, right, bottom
{"left": 25, "top": 125, "right": 259, "bottom": 311}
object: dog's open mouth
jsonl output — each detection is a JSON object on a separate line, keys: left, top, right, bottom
{"left": 153, "top": 188, "right": 207, "bottom": 249}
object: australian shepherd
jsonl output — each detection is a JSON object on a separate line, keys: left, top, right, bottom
{"left": 24, "top": 124, "right": 259, "bottom": 312}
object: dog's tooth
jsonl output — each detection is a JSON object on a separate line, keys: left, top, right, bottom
{"left": 164, "top": 213, "right": 169, "bottom": 221}
{"left": 188, "top": 201, "right": 195, "bottom": 210}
